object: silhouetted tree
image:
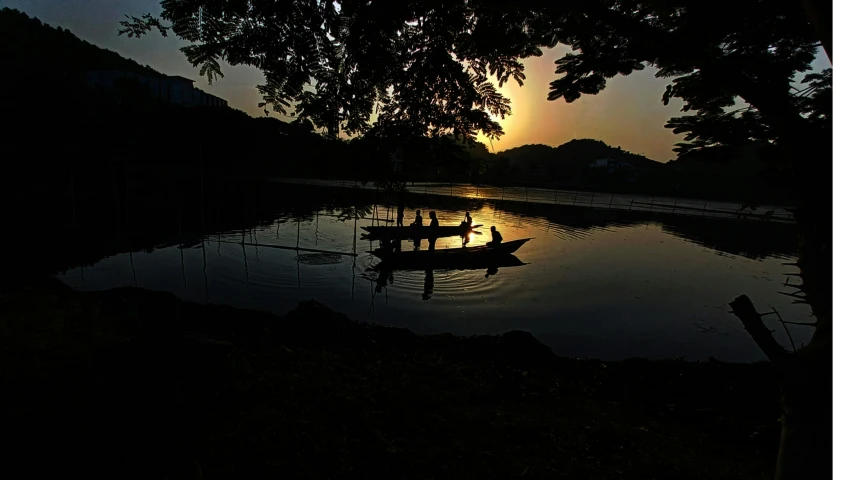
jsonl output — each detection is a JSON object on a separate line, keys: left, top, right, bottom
{"left": 119, "top": 0, "right": 542, "bottom": 144}
{"left": 527, "top": 2, "right": 831, "bottom": 478}
{"left": 121, "top": 3, "right": 830, "bottom": 477}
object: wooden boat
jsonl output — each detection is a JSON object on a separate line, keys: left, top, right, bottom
{"left": 369, "top": 238, "right": 532, "bottom": 268}
{"left": 361, "top": 224, "right": 482, "bottom": 240}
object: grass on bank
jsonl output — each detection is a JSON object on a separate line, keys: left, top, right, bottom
{"left": 1, "top": 281, "right": 781, "bottom": 479}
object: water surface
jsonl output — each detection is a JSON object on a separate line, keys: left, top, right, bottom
{"left": 58, "top": 184, "right": 812, "bottom": 361}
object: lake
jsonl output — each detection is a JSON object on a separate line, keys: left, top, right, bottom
{"left": 57, "top": 181, "right": 813, "bottom": 362}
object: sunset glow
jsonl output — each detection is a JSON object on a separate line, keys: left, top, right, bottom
{"left": 475, "top": 46, "right": 688, "bottom": 161}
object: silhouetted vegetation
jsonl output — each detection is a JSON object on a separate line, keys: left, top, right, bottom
{"left": 1, "top": 2, "right": 832, "bottom": 478}
{"left": 118, "top": 2, "right": 832, "bottom": 478}
{"left": 2, "top": 6, "right": 806, "bottom": 206}
{"left": 4, "top": 280, "right": 781, "bottom": 479}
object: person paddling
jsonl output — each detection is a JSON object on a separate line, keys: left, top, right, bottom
{"left": 486, "top": 226, "right": 503, "bottom": 247}
{"left": 397, "top": 202, "right": 405, "bottom": 227}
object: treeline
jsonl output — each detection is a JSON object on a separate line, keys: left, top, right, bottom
{"left": 479, "top": 139, "right": 794, "bottom": 204}
{"left": 1, "top": 7, "right": 794, "bottom": 205}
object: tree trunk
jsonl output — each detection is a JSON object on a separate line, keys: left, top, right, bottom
{"left": 730, "top": 292, "right": 831, "bottom": 480}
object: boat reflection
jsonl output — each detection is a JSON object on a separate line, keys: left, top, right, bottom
{"left": 423, "top": 268, "right": 434, "bottom": 300}
{"left": 366, "top": 254, "right": 529, "bottom": 299}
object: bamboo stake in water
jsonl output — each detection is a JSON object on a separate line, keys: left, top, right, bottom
{"left": 69, "top": 174, "right": 76, "bottom": 227}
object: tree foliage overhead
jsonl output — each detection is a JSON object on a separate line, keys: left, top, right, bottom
{"left": 120, "top": 0, "right": 543, "bottom": 142}
{"left": 527, "top": 0, "right": 829, "bottom": 158}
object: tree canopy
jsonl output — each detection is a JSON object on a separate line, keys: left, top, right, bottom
{"left": 122, "top": 1, "right": 829, "bottom": 162}
{"left": 525, "top": 0, "right": 830, "bottom": 160}
{"left": 120, "top": 0, "right": 544, "bottom": 142}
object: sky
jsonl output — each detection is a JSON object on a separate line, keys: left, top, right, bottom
{"left": 3, "top": 0, "right": 831, "bottom": 162}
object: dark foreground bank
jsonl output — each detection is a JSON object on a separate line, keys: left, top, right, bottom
{"left": 1, "top": 281, "right": 781, "bottom": 479}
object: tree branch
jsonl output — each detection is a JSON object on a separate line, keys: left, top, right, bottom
{"left": 729, "top": 295, "right": 791, "bottom": 365}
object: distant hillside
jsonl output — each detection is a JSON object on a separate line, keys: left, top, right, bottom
{"left": 495, "top": 139, "right": 661, "bottom": 177}
{"left": 0, "top": 7, "right": 160, "bottom": 79}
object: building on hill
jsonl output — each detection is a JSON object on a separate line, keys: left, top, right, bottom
{"left": 85, "top": 70, "right": 227, "bottom": 107}
{"left": 590, "top": 157, "right": 634, "bottom": 172}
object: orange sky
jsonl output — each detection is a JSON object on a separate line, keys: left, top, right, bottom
{"left": 9, "top": 0, "right": 829, "bottom": 162}
{"left": 475, "top": 46, "right": 688, "bottom": 161}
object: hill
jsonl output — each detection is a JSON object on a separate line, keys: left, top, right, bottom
{"left": 490, "top": 139, "right": 661, "bottom": 179}
{"left": 0, "top": 7, "right": 159, "bottom": 78}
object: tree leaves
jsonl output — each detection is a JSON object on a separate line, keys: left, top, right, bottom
{"left": 529, "top": 0, "right": 826, "bottom": 157}
{"left": 121, "top": 0, "right": 541, "bottom": 144}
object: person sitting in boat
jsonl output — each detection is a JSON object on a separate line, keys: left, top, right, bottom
{"left": 428, "top": 211, "right": 439, "bottom": 251}
{"left": 429, "top": 211, "right": 439, "bottom": 228}
{"left": 486, "top": 226, "right": 503, "bottom": 247}
{"left": 410, "top": 209, "right": 424, "bottom": 227}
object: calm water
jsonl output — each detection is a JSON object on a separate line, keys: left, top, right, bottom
{"left": 58, "top": 184, "right": 812, "bottom": 362}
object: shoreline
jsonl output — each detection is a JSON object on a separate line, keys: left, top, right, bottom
{"left": 2, "top": 280, "right": 781, "bottom": 478}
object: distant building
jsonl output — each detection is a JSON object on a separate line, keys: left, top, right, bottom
{"left": 589, "top": 157, "right": 634, "bottom": 172}
{"left": 84, "top": 70, "right": 228, "bottom": 108}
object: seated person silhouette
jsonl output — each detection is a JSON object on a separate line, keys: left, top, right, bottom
{"left": 428, "top": 211, "right": 439, "bottom": 251}
{"left": 410, "top": 209, "right": 424, "bottom": 227}
{"left": 486, "top": 226, "right": 503, "bottom": 247}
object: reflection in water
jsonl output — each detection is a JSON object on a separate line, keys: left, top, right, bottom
{"left": 423, "top": 268, "right": 434, "bottom": 300}
{"left": 56, "top": 182, "right": 809, "bottom": 362}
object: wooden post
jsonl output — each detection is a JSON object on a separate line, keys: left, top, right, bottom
{"left": 353, "top": 214, "right": 359, "bottom": 254}
{"left": 609, "top": 194, "right": 614, "bottom": 208}
{"left": 590, "top": 192, "right": 595, "bottom": 206}
{"left": 69, "top": 173, "right": 76, "bottom": 227}
{"left": 129, "top": 252, "right": 137, "bottom": 287}
{"left": 649, "top": 196, "right": 655, "bottom": 211}
{"left": 113, "top": 164, "right": 121, "bottom": 231}
{"left": 554, "top": 189, "right": 558, "bottom": 204}
{"left": 297, "top": 220, "right": 300, "bottom": 250}
{"left": 181, "top": 244, "right": 187, "bottom": 288}
{"left": 525, "top": 187, "right": 528, "bottom": 203}
{"left": 628, "top": 197, "right": 634, "bottom": 211}
{"left": 202, "top": 236, "right": 209, "bottom": 303}
{"left": 178, "top": 194, "right": 183, "bottom": 242}
{"left": 199, "top": 157, "right": 205, "bottom": 234}
{"left": 124, "top": 162, "right": 130, "bottom": 232}
{"left": 18, "top": 179, "right": 24, "bottom": 227}
{"left": 242, "top": 242, "right": 248, "bottom": 286}
{"left": 671, "top": 197, "right": 678, "bottom": 213}
{"left": 572, "top": 193, "right": 577, "bottom": 206}
{"left": 701, "top": 201, "right": 707, "bottom": 217}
